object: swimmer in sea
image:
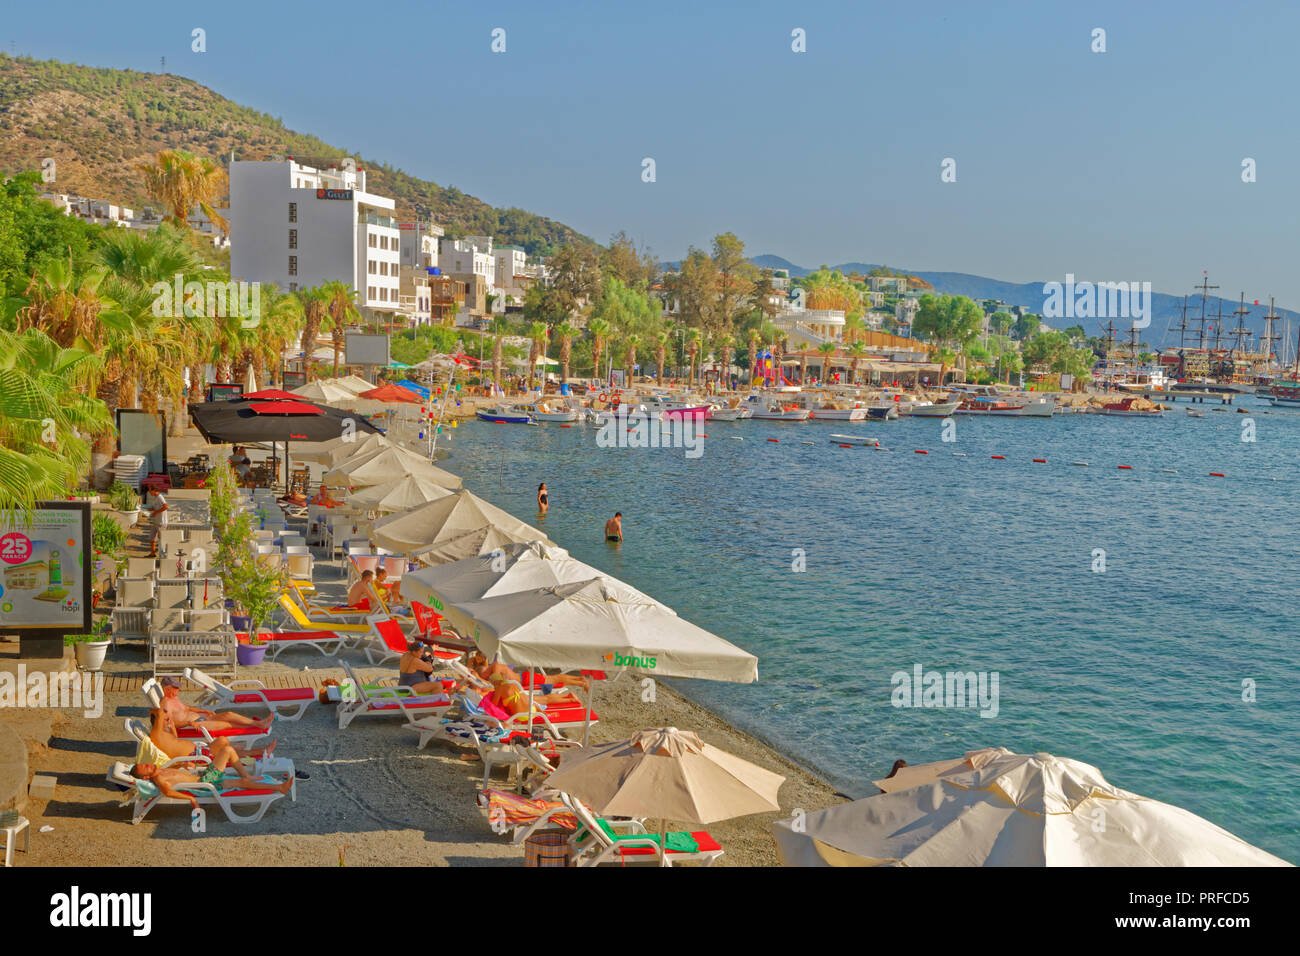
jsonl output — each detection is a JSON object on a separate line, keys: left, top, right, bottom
{"left": 537, "top": 482, "right": 548, "bottom": 515}
{"left": 604, "top": 512, "right": 623, "bottom": 542}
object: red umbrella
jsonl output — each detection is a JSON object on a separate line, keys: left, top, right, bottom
{"left": 358, "top": 383, "right": 423, "bottom": 403}
{"left": 241, "top": 389, "right": 303, "bottom": 401}
{"left": 246, "top": 400, "right": 325, "bottom": 415}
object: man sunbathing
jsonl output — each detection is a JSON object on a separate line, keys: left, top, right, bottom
{"left": 346, "top": 570, "right": 375, "bottom": 610}
{"left": 129, "top": 759, "right": 294, "bottom": 811}
{"left": 467, "top": 650, "right": 589, "bottom": 693}
{"left": 158, "top": 681, "right": 274, "bottom": 733}
{"left": 148, "top": 708, "right": 274, "bottom": 763}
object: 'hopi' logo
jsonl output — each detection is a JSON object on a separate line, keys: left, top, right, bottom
{"left": 605, "top": 651, "right": 656, "bottom": 669}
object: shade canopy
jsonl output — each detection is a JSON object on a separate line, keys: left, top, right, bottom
{"left": 403, "top": 540, "right": 664, "bottom": 634}
{"left": 346, "top": 473, "right": 456, "bottom": 512}
{"left": 545, "top": 727, "right": 784, "bottom": 826}
{"left": 358, "top": 383, "right": 423, "bottom": 403}
{"left": 369, "top": 489, "right": 547, "bottom": 558}
{"left": 291, "top": 379, "right": 361, "bottom": 404}
{"left": 771, "top": 749, "right": 1293, "bottom": 867}
{"left": 455, "top": 577, "right": 759, "bottom": 683}
{"left": 293, "top": 431, "right": 394, "bottom": 466}
{"left": 188, "top": 399, "right": 382, "bottom": 444}
{"left": 397, "top": 379, "right": 431, "bottom": 399}
{"left": 323, "top": 444, "right": 461, "bottom": 490}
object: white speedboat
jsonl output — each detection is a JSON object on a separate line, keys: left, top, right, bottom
{"left": 513, "top": 400, "right": 578, "bottom": 423}
{"left": 751, "top": 403, "right": 811, "bottom": 421}
{"left": 707, "top": 404, "right": 752, "bottom": 421}
{"left": 902, "top": 400, "right": 960, "bottom": 418}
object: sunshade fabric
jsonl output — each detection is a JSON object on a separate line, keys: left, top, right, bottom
{"left": 771, "top": 749, "right": 1293, "bottom": 867}
{"left": 188, "top": 400, "right": 381, "bottom": 444}
{"left": 323, "top": 445, "right": 461, "bottom": 489}
{"left": 346, "top": 473, "right": 456, "bottom": 512}
{"left": 369, "top": 489, "right": 546, "bottom": 555}
{"left": 544, "top": 727, "right": 784, "bottom": 824}
{"left": 456, "top": 577, "right": 758, "bottom": 683}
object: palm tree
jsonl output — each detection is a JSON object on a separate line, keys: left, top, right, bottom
{"left": 137, "top": 149, "right": 228, "bottom": 233}
{"left": 555, "top": 321, "right": 577, "bottom": 382}
{"left": 847, "top": 341, "right": 867, "bottom": 385}
{"left": 843, "top": 312, "right": 864, "bottom": 347}
{"left": 491, "top": 335, "right": 503, "bottom": 390}
{"left": 0, "top": 327, "right": 113, "bottom": 512}
{"left": 526, "top": 321, "right": 548, "bottom": 388}
{"left": 297, "top": 287, "right": 331, "bottom": 379}
{"left": 686, "top": 328, "right": 702, "bottom": 386}
{"left": 322, "top": 281, "right": 360, "bottom": 376}
{"left": 717, "top": 333, "right": 735, "bottom": 389}
{"left": 655, "top": 330, "right": 670, "bottom": 385}
{"left": 588, "top": 318, "right": 611, "bottom": 381}
{"left": 798, "top": 350, "right": 808, "bottom": 386}
{"left": 623, "top": 334, "right": 640, "bottom": 382}
{"left": 817, "top": 341, "right": 838, "bottom": 383}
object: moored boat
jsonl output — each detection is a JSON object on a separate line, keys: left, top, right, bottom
{"left": 476, "top": 405, "right": 534, "bottom": 424}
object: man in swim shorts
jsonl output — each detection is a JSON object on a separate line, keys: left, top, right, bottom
{"left": 604, "top": 512, "right": 623, "bottom": 542}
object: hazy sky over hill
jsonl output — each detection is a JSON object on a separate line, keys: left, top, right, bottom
{"left": 7, "top": 0, "right": 1300, "bottom": 303}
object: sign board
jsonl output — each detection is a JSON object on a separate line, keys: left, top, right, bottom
{"left": 345, "top": 332, "right": 390, "bottom": 367}
{"left": 117, "top": 409, "right": 166, "bottom": 474}
{"left": 0, "top": 502, "right": 93, "bottom": 638}
{"left": 281, "top": 369, "right": 307, "bottom": 389}
{"left": 316, "top": 188, "right": 353, "bottom": 200}
{"left": 206, "top": 383, "right": 243, "bottom": 403}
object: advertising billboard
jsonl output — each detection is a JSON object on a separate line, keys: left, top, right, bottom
{"left": 0, "top": 502, "right": 93, "bottom": 635}
{"left": 345, "top": 332, "right": 391, "bottom": 367}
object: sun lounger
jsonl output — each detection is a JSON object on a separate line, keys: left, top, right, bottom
{"left": 106, "top": 756, "right": 294, "bottom": 825}
{"left": 335, "top": 660, "right": 452, "bottom": 730}
{"left": 561, "top": 793, "right": 724, "bottom": 867}
{"left": 277, "top": 593, "right": 372, "bottom": 634}
{"left": 182, "top": 666, "right": 317, "bottom": 720}
{"left": 477, "top": 787, "right": 580, "bottom": 843}
{"left": 141, "top": 678, "right": 276, "bottom": 748}
{"left": 122, "top": 716, "right": 294, "bottom": 777}
{"left": 260, "top": 626, "right": 354, "bottom": 661}
{"left": 362, "top": 614, "right": 422, "bottom": 666}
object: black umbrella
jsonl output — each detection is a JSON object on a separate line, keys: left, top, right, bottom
{"left": 188, "top": 398, "right": 383, "bottom": 493}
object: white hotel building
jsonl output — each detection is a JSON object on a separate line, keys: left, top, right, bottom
{"left": 229, "top": 159, "right": 401, "bottom": 324}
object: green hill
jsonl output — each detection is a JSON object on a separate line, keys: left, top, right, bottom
{"left": 0, "top": 54, "right": 590, "bottom": 257}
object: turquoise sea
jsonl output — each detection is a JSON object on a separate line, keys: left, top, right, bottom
{"left": 440, "top": 400, "right": 1299, "bottom": 862}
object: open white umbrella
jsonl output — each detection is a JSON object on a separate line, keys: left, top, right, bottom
{"left": 772, "top": 749, "right": 1292, "bottom": 867}
{"left": 370, "top": 489, "right": 548, "bottom": 556}
{"left": 403, "top": 540, "right": 664, "bottom": 635}
{"left": 324, "top": 445, "right": 461, "bottom": 490}
{"left": 455, "top": 577, "right": 758, "bottom": 684}
{"left": 346, "top": 473, "right": 456, "bottom": 513}
{"left": 545, "top": 727, "right": 784, "bottom": 864}
{"left": 294, "top": 431, "right": 394, "bottom": 466}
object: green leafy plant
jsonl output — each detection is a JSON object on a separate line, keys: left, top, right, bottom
{"left": 91, "top": 511, "right": 128, "bottom": 574}
{"left": 63, "top": 617, "right": 111, "bottom": 646}
{"left": 107, "top": 481, "right": 140, "bottom": 512}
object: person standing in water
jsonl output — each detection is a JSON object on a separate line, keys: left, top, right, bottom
{"left": 537, "top": 482, "right": 549, "bottom": 515}
{"left": 604, "top": 512, "right": 623, "bottom": 542}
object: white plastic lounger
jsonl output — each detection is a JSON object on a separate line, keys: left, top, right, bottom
{"left": 335, "top": 660, "right": 451, "bottom": 730}
{"left": 182, "top": 667, "right": 318, "bottom": 721}
{"left": 106, "top": 756, "right": 294, "bottom": 825}
{"left": 140, "top": 678, "right": 277, "bottom": 748}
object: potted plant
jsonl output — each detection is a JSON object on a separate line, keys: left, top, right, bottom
{"left": 225, "top": 549, "right": 283, "bottom": 660}
{"left": 236, "top": 632, "right": 268, "bottom": 666}
{"left": 107, "top": 481, "right": 141, "bottom": 529}
{"left": 65, "top": 618, "right": 112, "bottom": 671}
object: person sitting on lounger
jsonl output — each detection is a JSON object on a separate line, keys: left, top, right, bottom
{"left": 129, "top": 759, "right": 294, "bottom": 811}
{"left": 486, "top": 677, "right": 578, "bottom": 717}
{"left": 148, "top": 708, "right": 274, "bottom": 764}
{"left": 346, "top": 570, "right": 375, "bottom": 610}
{"left": 374, "top": 566, "right": 405, "bottom": 607}
{"left": 158, "top": 680, "right": 274, "bottom": 733}
{"left": 312, "top": 484, "right": 342, "bottom": 507}
{"left": 398, "top": 641, "right": 444, "bottom": 695}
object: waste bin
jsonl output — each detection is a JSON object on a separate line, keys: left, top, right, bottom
{"left": 524, "top": 830, "right": 571, "bottom": 867}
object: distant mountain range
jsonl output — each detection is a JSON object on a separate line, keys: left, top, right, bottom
{"left": 749, "top": 255, "right": 1300, "bottom": 347}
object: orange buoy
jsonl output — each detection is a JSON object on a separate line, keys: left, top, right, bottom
{"left": 915, "top": 449, "right": 928, "bottom": 454}
{"left": 766, "top": 438, "right": 780, "bottom": 443}
{"left": 1118, "top": 465, "right": 1133, "bottom": 470}
{"left": 838, "top": 444, "right": 852, "bottom": 448}
{"left": 1209, "top": 472, "right": 1226, "bottom": 477}
{"left": 991, "top": 455, "right": 1005, "bottom": 460}
{"left": 1032, "top": 458, "right": 1046, "bottom": 463}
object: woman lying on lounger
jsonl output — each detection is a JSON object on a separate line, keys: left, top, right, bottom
{"left": 398, "top": 641, "right": 444, "bottom": 695}
{"left": 130, "top": 759, "right": 294, "bottom": 810}
{"left": 466, "top": 651, "right": 589, "bottom": 694}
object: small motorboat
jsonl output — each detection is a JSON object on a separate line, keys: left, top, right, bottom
{"left": 1186, "top": 408, "right": 1205, "bottom": 418}
{"left": 1100, "top": 397, "right": 1164, "bottom": 418}
{"left": 829, "top": 433, "right": 881, "bottom": 447}
{"left": 901, "top": 400, "right": 960, "bottom": 418}
{"left": 513, "top": 400, "right": 578, "bottom": 423}
{"left": 476, "top": 405, "right": 533, "bottom": 424}
{"left": 865, "top": 405, "right": 900, "bottom": 420}
{"left": 751, "top": 403, "right": 811, "bottom": 421}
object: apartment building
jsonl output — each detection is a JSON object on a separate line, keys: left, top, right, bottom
{"left": 229, "top": 158, "right": 401, "bottom": 324}
{"left": 439, "top": 236, "right": 496, "bottom": 287}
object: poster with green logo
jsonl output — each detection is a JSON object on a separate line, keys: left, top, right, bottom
{"left": 0, "top": 502, "right": 93, "bottom": 634}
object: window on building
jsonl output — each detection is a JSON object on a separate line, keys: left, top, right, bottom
{"left": 288, "top": 256, "right": 297, "bottom": 276}
{"left": 368, "top": 286, "right": 376, "bottom": 300}
{"left": 368, "top": 234, "right": 377, "bottom": 248}
{"left": 288, "top": 229, "right": 297, "bottom": 249}
{"left": 368, "top": 261, "right": 376, "bottom": 275}
{"left": 289, "top": 282, "right": 298, "bottom": 293}
{"left": 288, "top": 202, "right": 297, "bottom": 223}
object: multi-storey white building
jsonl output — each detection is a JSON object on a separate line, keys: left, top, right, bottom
{"left": 399, "top": 221, "right": 443, "bottom": 271}
{"left": 229, "top": 159, "right": 401, "bottom": 323}
{"left": 439, "top": 235, "right": 496, "bottom": 288}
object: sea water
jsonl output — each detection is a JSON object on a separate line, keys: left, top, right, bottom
{"left": 443, "top": 400, "right": 1299, "bottom": 861}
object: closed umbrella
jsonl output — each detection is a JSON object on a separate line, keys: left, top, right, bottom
{"left": 370, "top": 489, "right": 547, "bottom": 556}
{"left": 346, "top": 473, "right": 455, "bottom": 512}
{"left": 771, "top": 749, "right": 1292, "bottom": 867}
{"left": 545, "top": 727, "right": 785, "bottom": 865}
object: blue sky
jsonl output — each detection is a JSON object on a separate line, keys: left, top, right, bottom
{"left": 6, "top": 0, "right": 1300, "bottom": 303}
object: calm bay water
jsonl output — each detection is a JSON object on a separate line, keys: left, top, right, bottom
{"left": 440, "top": 400, "right": 1299, "bottom": 861}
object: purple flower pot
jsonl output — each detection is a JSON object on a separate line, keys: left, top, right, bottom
{"left": 236, "top": 642, "right": 267, "bottom": 666}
